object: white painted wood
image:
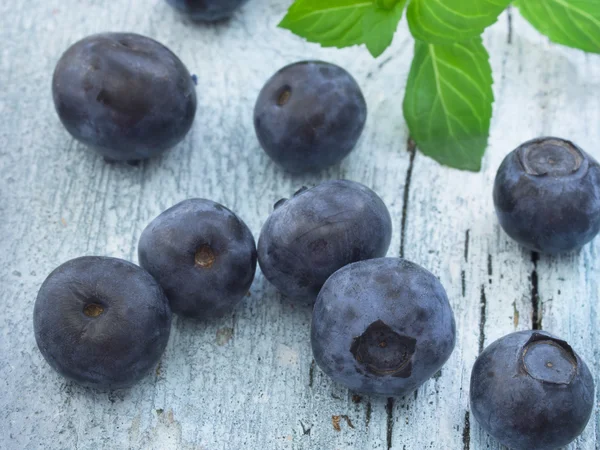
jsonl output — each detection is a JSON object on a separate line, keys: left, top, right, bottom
{"left": 0, "top": 2, "right": 598, "bottom": 449}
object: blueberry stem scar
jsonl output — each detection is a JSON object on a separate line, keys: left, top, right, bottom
{"left": 277, "top": 87, "right": 291, "bottom": 106}
{"left": 350, "top": 319, "right": 416, "bottom": 377}
{"left": 195, "top": 245, "right": 216, "bottom": 268}
{"left": 521, "top": 333, "right": 577, "bottom": 385}
{"left": 83, "top": 303, "right": 104, "bottom": 317}
{"left": 519, "top": 138, "right": 583, "bottom": 176}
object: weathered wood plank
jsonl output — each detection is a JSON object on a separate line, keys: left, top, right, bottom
{"left": 528, "top": 25, "right": 600, "bottom": 450}
{"left": 0, "top": 1, "right": 599, "bottom": 450}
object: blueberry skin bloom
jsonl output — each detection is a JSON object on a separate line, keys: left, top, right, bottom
{"left": 33, "top": 257, "right": 172, "bottom": 389}
{"left": 470, "top": 330, "right": 594, "bottom": 450}
{"left": 166, "top": 0, "right": 249, "bottom": 21}
{"left": 493, "top": 137, "right": 600, "bottom": 253}
{"left": 254, "top": 61, "right": 367, "bottom": 173}
{"left": 52, "top": 33, "right": 197, "bottom": 162}
{"left": 138, "top": 199, "right": 257, "bottom": 319}
{"left": 311, "top": 258, "right": 456, "bottom": 396}
{"left": 258, "top": 180, "right": 391, "bottom": 301}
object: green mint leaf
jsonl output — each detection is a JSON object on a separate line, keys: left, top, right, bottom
{"left": 376, "top": 0, "right": 400, "bottom": 9}
{"left": 363, "top": 1, "right": 407, "bottom": 57}
{"left": 279, "top": 0, "right": 406, "bottom": 56}
{"left": 515, "top": 0, "right": 600, "bottom": 53}
{"left": 279, "top": 0, "right": 373, "bottom": 49}
{"left": 407, "top": 0, "right": 511, "bottom": 44}
{"left": 403, "top": 39, "right": 494, "bottom": 171}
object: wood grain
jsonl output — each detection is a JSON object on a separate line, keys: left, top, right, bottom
{"left": 0, "top": 2, "right": 598, "bottom": 449}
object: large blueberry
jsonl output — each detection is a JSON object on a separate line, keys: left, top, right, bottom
{"left": 52, "top": 33, "right": 197, "bottom": 162}
{"left": 33, "top": 257, "right": 172, "bottom": 389}
{"left": 493, "top": 137, "right": 600, "bottom": 253}
{"left": 254, "top": 61, "right": 367, "bottom": 173}
{"left": 138, "top": 199, "right": 257, "bottom": 319}
{"left": 311, "top": 258, "right": 456, "bottom": 396}
{"left": 258, "top": 180, "right": 391, "bottom": 301}
{"left": 166, "top": 0, "right": 249, "bottom": 21}
{"left": 470, "top": 330, "right": 594, "bottom": 450}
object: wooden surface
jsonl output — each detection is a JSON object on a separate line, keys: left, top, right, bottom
{"left": 0, "top": 1, "right": 599, "bottom": 449}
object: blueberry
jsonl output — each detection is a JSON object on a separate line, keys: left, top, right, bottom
{"left": 493, "top": 137, "right": 600, "bottom": 253}
{"left": 52, "top": 33, "right": 197, "bottom": 162}
{"left": 311, "top": 258, "right": 456, "bottom": 396}
{"left": 33, "top": 256, "right": 172, "bottom": 389}
{"left": 166, "top": 0, "right": 249, "bottom": 21}
{"left": 254, "top": 61, "right": 367, "bottom": 173}
{"left": 470, "top": 330, "right": 594, "bottom": 450}
{"left": 258, "top": 180, "right": 391, "bottom": 300}
{"left": 138, "top": 199, "right": 257, "bottom": 319}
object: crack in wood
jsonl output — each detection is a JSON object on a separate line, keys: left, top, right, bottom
{"left": 531, "top": 252, "right": 542, "bottom": 330}
{"left": 461, "top": 270, "right": 466, "bottom": 297}
{"left": 400, "top": 139, "right": 417, "bottom": 259}
{"left": 464, "top": 229, "right": 470, "bottom": 262}
{"left": 365, "top": 401, "right": 372, "bottom": 428}
{"left": 341, "top": 415, "right": 354, "bottom": 429}
{"left": 299, "top": 420, "right": 311, "bottom": 436}
{"left": 366, "top": 47, "right": 407, "bottom": 79}
{"left": 366, "top": 55, "right": 394, "bottom": 79}
{"left": 308, "top": 359, "right": 315, "bottom": 388}
{"left": 500, "top": 6, "right": 514, "bottom": 88}
{"left": 462, "top": 411, "right": 470, "bottom": 450}
{"left": 479, "top": 285, "right": 487, "bottom": 354}
{"left": 386, "top": 398, "right": 394, "bottom": 450}
{"left": 378, "top": 55, "right": 394, "bottom": 71}
{"left": 507, "top": 5, "right": 513, "bottom": 45}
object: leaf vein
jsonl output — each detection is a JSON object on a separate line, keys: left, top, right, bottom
{"left": 551, "top": 0, "right": 600, "bottom": 28}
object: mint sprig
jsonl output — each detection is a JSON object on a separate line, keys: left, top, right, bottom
{"left": 279, "top": 0, "right": 600, "bottom": 171}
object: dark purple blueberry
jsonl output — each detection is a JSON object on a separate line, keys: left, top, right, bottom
{"left": 138, "top": 199, "right": 257, "bottom": 319}
{"left": 494, "top": 137, "right": 600, "bottom": 253}
{"left": 52, "top": 33, "right": 197, "bottom": 162}
{"left": 470, "top": 330, "right": 594, "bottom": 450}
{"left": 258, "top": 180, "right": 391, "bottom": 301}
{"left": 254, "top": 61, "right": 367, "bottom": 173}
{"left": 311, "top": 258, "right": 456, "bottom": 396}
{"left": 166, "top": 0, "right": 249, "bottom": 22}
{"left": 33, "top": 256, "right": 172, "bottom": 389}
